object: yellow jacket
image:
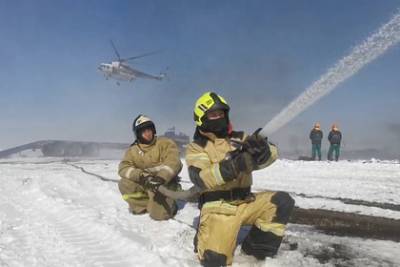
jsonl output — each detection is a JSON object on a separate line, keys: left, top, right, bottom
{"left": 185, "top": 130, "right": 278, "bottom": 192}
{"left": 118, "top": 137, "right": 182, "bottom": 183}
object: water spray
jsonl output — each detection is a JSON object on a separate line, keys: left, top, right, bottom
{"left": 260, "top": 11, "right": 400, "bottom": 137}
{"left": 158, "top": 11, "right": 400, "bottom": 201}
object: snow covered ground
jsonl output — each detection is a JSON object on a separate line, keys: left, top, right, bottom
{"left": 0, "top": 158, "right": 399, "bottom": 266}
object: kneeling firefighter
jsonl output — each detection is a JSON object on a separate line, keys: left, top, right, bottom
{"left": 118, "top": 114, "right": 182, "bottom": 220}
{"left": 186, "top": 92, "right": 295, "bottom": 266}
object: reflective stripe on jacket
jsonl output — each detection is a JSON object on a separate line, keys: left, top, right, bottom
{"left": 118, "top": 137, "right": 182, "bottom": 183}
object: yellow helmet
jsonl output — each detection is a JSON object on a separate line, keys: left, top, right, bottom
{"left": 193, "top": 92, "right": 230, "bottom": 126}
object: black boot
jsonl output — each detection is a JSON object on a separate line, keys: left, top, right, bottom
{"left": 241, "top": 226, "right": 283, "bottom": 259}
{"left": 201, "top": 250, "right": 227, "bottom": 267}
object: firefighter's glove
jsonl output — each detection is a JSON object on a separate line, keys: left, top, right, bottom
{"left": 139, "top": 174, "right": 165, "bottom": 192}
{"left": 138, "top": 172, "right": 150, "bottom": 186}
{"left": 242, "top": 128, "right": 271, "bottom": 165}
{"left": 219, "top": 150, "right": 254, "bottom": 182}
{"left": 233, "top": 151, "right": 255, "bottom": 174}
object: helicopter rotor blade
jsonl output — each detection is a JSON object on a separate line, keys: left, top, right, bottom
{"left": 110, "top": 40, "right": 121, "bottom": 61}
{"left": 121, "top": 50, "right": 161, "bottom": 62}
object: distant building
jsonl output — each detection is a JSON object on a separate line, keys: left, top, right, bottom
{"left": 0, "top": 127, "right": 190, "bottom": 158}
{"left": 161, "top": 127, "right": 190, "bottom": 152}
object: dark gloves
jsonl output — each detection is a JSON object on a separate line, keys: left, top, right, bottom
{"left": 138, "top": 173, "right": 165, "bottom": 192}
{"left": 242, "top": 128, "right": 271, "bottom": 165}
{"left": 217, "top": 129, "right": 271, "bottom": 183}
{"left": 232, "top": 151, "right": 255, "bottom": 174}
{"left": 219, "top": 150, "right": 254, "bottom": 182}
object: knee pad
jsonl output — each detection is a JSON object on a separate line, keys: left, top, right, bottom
{"left": 271, "top": 192, "right": 295, "bottom": 224}
{"left": 241, "top": 226, "right": 283, "bottom": 260}
{"left": 201, "top": 250, "right": 227, "bottom": 267}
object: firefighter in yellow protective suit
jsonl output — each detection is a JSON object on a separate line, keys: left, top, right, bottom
{"left": 118, "top": 114, "right": 182, "bottom": 220}
{"left": 186, "top": 92, "right": 295, "bottom": 266}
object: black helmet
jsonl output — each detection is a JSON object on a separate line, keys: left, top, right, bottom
{"left": 132, "top": 114, "right": 156, "bottom": 143}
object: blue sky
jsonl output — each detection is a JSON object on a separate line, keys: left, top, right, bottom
{"left": 1, "top": 0, "right": 399, "bottom": 156}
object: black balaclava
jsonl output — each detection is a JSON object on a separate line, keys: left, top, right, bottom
{"left": 199, "top": 92, "right": 230, "bottom": 138}
{"left": 200, "top": 115, "right": 229, "bottom": 138}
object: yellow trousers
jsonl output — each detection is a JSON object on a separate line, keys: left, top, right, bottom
{"left": 196, "top": 191, "right": 292, "bottom": 265}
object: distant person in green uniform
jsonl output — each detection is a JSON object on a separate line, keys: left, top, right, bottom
{"left": 327, "top": 124, "right": 342, "bottom": 161}
{"left": 309, "top": 122, "right": 323, "bottom": 160}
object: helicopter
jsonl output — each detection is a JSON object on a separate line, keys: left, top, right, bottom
{"left": 98, "top": 41, "right": 166, "bottom": 85}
